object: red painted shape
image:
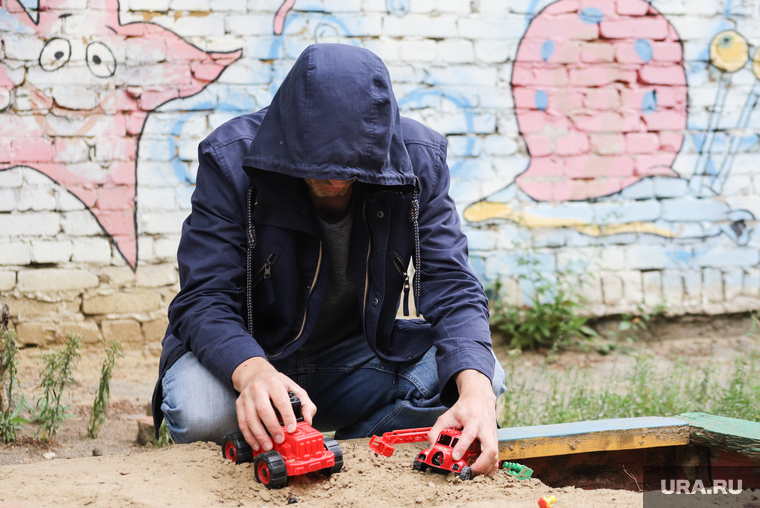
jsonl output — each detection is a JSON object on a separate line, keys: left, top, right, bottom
{"left": 0, "top": 0, "right": 242, "bottom": 269}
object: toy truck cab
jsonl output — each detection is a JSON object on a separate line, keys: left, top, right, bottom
{"left": 222, "top": 393, "right": 343, "bottom": 489}
{"left": 414, "top": 428, "right": 479, "bottom": 480}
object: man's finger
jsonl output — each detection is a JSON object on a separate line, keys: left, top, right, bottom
{"left": 451, "top": 429, "right": 476, "bottom": 462}
{"left": 427, "top": 412, "right": 457, "bottom": 445}
{"left": 256, "top": 396, "right": 287, "bottom": 446}
{"left": 288, "top": 384, "right": 317, "bottom": 426}
{"left": 236, "top": 397, "right": 260, "bottom": 451}
{"left": 271, "top": 389, "right": 298, "bottom": 434}
{"left": 471, "top": 445, "right": 498, "bottom": 475}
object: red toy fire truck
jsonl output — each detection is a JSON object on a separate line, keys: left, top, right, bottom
{"left": 221, "top": 393, "right": 343, "bottom": 489}
{"left": 369, "top": 427, "right": 479, "bottom": 480}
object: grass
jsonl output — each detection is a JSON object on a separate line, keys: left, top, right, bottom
{"left": 499, "top": 344, "right": 760, "bottom": 428}
{"left": 34, "top": 332, "right": 82, "bottom": 441}
{"left": 87, "top": 340, "right": 124, "bottom": 439}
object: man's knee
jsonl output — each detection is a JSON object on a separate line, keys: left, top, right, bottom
{"left": 161, "top": 352, "right": 238, "bottom": 444}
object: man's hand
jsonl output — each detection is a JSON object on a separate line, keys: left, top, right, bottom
{"left": 231, "top": 356, "right": 317, "bottom": 452}
{"left": 426, "top": 369, "right": 498, "bottom": 476}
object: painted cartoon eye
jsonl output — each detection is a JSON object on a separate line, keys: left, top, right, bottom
{"left": 39, "top": 38, "right": 71, "bottom": 72}
{"left": 86, "top": 42, "right": 116, "bottom": 78}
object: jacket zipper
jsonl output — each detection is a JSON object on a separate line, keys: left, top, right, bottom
{"left": 250, "top": 253, "right": 280, "bottom": 294}
{"left": 268, "top": 241, "right": 323, "bottom": 359}
{"left": 362, "top": 201, "right": 371, "bottom": 322}
{"left": 393, "top": 256, "right": 410, "bottom": 317}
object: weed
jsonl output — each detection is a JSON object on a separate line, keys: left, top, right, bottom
{"left": 87, "top": 340, "right": 124, "bottom": 439}
{"left": 612, "top": 304, "right": 667, "bottom": 342}
{"left": 0, "top": 330, "right": 29, "bottom": 443}
{"left": 156, "top": 419, "right": 173, "bottom": 448}
{"left": 489, "top": 258, "right": 598, "bottom": 350}
{"left": 498, "top": 345, "right": 760, "bottom": 427}
{"left": 34, "top": 332, "right": 82, "bottom": 441}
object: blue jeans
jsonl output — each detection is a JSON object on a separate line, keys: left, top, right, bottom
{"left": 161, "top": 334, "right": 506, "bottom": 444}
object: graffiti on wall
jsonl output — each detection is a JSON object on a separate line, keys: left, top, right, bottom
{"left": 0, "top": 0, "right": 241, "bottom": 269}
{"left": 464, "top": 0, "right": 757, "bottom": 246}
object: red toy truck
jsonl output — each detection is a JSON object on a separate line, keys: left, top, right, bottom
{"left": 221, "top": 393, "right": 343, "bottom": 489}
{"left": 369, "top": 427, "right": 479, "bottom": 480}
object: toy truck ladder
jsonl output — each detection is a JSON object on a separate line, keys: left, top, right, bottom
{"left": 369, "top": 427, "right": 432, "bottom": 457}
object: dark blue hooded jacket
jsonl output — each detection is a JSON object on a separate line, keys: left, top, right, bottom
{"left": 152, "top": 44, "right": 495, "bottom": 430}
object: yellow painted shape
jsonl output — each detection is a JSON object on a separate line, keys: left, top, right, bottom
{"left": 464, "top": 201, "right": 677, "bottom": 238}
{"left": 710, "top": 30, "right": 750, "bottom": 73}
{"left": 753, "top": 47, "right": 760, "bottom": 80}
{"left": 499, "top": 426, "right": 690, "bottom": 461}
{"left": 576, "top": 223, "right": 677, "bottom": 238}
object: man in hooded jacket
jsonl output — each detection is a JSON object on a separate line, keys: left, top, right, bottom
{"left": 152, "top": 44, "right": 507, "bottom": 475}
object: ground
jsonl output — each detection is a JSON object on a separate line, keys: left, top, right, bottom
{"left": 0, "top": 316, "right": 758, "bottom": 507}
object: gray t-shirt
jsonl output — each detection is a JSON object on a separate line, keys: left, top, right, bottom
{"left": 301, "top": 203, "right": 363, "bottom": 352}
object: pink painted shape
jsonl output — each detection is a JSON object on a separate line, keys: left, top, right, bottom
{"left": 0, "top": 0, "right": 242, "bottom": 269}
{"left": 508, "top": 0, "right": 687, "bottom": 202}
{"left": 274, "top": 0, "right": 295, "bottom": 36}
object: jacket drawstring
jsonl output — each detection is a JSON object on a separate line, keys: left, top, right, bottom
{"left": 246, "top": 187, "right": 257, "bottom": 335}
{"left": 410, "top": 183, "right": 421, "bottom": 317}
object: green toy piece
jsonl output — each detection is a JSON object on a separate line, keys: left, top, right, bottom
{"left": 501, "top": 461, "right": 533, "bottom": 480}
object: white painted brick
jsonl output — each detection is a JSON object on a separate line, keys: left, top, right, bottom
{"left": 0, "top": 190, "right": 15, "bottom": 212}
{"left": 3, "top": 35, "right": 45, "bottom": 61}
{"left": 18, "top": 268, "right": 99, "bottom": 292}
{"left": 139, "top": 211, "right": 191, "bottom": 234}
{"left": 31, "top": 240, "right": 73, "bottom": 264}
{"left": 425, "top": 66, "right": 497, "bottom": 87}
{"left": 396, "top": 40, "right": 435, "bottom": 63}
{"left": 724, "top": 268, "right": 743, "bottom": 301}
{"left": 61, "top": 211, "right": 103, "bottom": 236}
{"left": 0, "top": 169, "right": 23, "bottom": 188}
{"left": 217, "top": 59, "right": 273, "bottom": 85}
{"left": 434, "top": 0, "right": 470, "bottom": 14}
{"left": 474, "top": 40, "right": 512, "bottom": 64}
{"left": 22, "top": 169, "right": 55, "bottom": 186}
{"left": 323, "top": 0, "right": 362, "bottom": 11}
{"left": 703, "top": 268, "right": 724, "bottom": 303}
{"left": 72, "top": 238, "right": 113, "bottom": 263}
{"left": 137, "top": 235, "right": 155, "bottom": 264}
{"left": 386, "top": 65, "right": 425, "bottom": 83}
{"left": 0, "top": 242, "right": 31, "bottom": 266}
{"left": 482, "top": 135, "right": 517, "bottom": 156}
{"left": 225, "top": 14, "right": 276, "bottom": 35}
{"left": 408, "top": 0, "right": 433, "bottom": 13}
{"left": 0, "top": 212, "right": 60, "bottom": 237}
{"left": 129, "top": 0, "right": 170, "bottom": 10}
{"left": 601, "top": 274, "right": 623, "bottom": 304}
{"left": 458, "top": 16, "right": 524, "bottom": 40}
{"left": 173, "top": 14, "right": 226, "bottom": 37}
{"left": 363, "top": 39, "right": 400, "bottom": 62}
{"left": 17, "top": 187, "right": 57, "bottom": 212}
{"left": 209, "top": 0, "right": 246, "bottom": 11}
{"left": 384, "top": 15, "right": 457, "bottom": 38}
{"left": 662, "top": 271, "right": 684, "bottom": 304}
{"left": 620, "top": 270, "right": 643, "bottom": 303}
{"left": 170, "top": 0, "right": 210, "bottom": 10}
{"left": 154, "top": 236, "right": 181, "bottom": 259}
{"left": 0, "top": 271, "right": 16, "bottom": 291}
{"left": 643, "top": 271, "right": 663, "bottom": 307}
{"left": 578, "top": 276, "right": 603, "bottom": 304}
{"left": 436, "top": 40, "right": 474, "bottom": 63}
{"left": 136, "top": 263, "right": 178, "bottom": 287}
{"left": 139, "top": 187, "right": 179, "bottom": 211}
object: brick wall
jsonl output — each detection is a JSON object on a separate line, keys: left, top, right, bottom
{"left": 2, "top": 0, "right": 760, "bottom": 346}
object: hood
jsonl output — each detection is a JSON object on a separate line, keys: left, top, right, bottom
{"left": 242, "top": 44, "right": 414, "bottom": 187}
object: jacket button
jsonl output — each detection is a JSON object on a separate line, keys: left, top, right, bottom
{"left": 377, "top": 211, "right": 384, "bottom": 218}
{"left": 371, "top": 298, "right": 379, "bottom": 306}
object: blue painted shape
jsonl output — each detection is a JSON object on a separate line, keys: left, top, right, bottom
{"left": 635, "top": 39, "right": 653, "bottom": 63}
{"left": 541, "top": 40, "right": 555, "bottom": 62}
{"left": 579, "top": 7, "right": 604, "bottom": 24}
{"left": 497, "top": 417, "right": 686, "bottom": 442}
{"left": 706, "top": 158, "right": 717, "bottom": 176}
{"left": 666, "top": 249, "right": 693, "bottom": 265}
{"left": 693, "top": 248, "right": 760, "bottom": 268}
{"left": 535, "top": 90, "right": 548, "bottom": 111}
{"left": 642, "top": 90, "right": 657, "bottom": 114}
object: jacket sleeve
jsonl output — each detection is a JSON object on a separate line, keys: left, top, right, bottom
{"left": 168, "top": 139, "right": 266, "bottom": 392}
{"left": 415, "top": 143, "right": 496, "bottom": 407}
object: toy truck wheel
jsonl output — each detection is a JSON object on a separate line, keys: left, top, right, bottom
{"left": 459, "top": 466, "right": 473, "bottom": 481}
{"left": 221, "top": 431, "right": 253, "bottom": 464}
{"left": 320, "top": 437, "right": 343, "bottom": 476}
{"left": 413, "top": 458, "right": 427, "bottom": 472}
{"left": 254, "top": 451, "right": 288, "bottom": 489}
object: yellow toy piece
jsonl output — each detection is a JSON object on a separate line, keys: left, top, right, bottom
{"left": 538, "top": 495, "right": 557, "bottom": 508}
